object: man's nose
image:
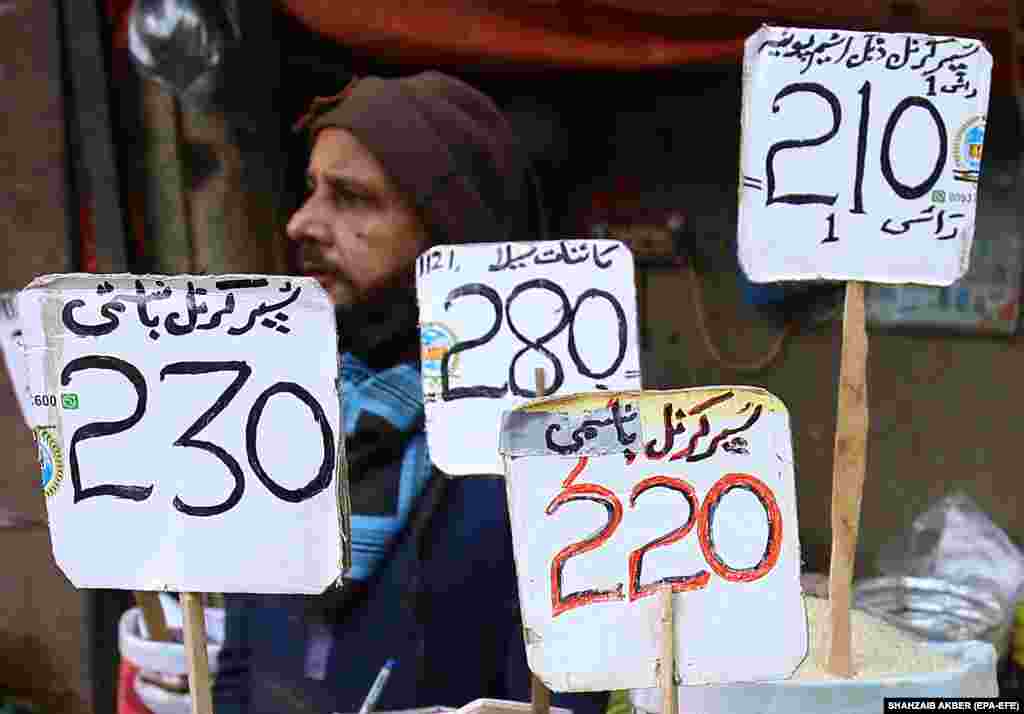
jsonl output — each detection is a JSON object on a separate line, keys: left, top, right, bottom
{"left": 286, "top": 197, "right": 328, "bottom": 243}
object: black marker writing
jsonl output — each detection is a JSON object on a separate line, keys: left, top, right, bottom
{"left": 544, "top": 401, "right": 639, "bottom": 455}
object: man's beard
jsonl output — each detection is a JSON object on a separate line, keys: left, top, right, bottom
{"left": 334, "top": 283, "right": 420, "bottom": 365}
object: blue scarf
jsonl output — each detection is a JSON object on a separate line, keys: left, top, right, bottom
{"left": 339, "top": 353, "right": 432, "bottom": 581}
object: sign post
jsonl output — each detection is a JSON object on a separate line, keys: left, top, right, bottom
{"left": 532, "top": 368, "right": 552, "bottom": 714}
{"left": 17, "top": 273, "right": 350, "bottom": 709}
{"left": 181, "top": 591, "right": 214, "bottom": 714}
{"left": 738, "top": 25, "right": 991, "bottom": 676}
{"left": 659, "top": 588, "right": 676, "bottom": 714}
{"left": 828, "top": 281, "right": 869, "bottom": 677}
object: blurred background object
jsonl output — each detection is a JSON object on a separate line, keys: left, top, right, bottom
{"left": 128, "top": 0, "right": 239, "bottom": 111}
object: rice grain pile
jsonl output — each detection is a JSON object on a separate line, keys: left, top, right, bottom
{"left": 792, "top": 596, "right": 955, "bottom": 681}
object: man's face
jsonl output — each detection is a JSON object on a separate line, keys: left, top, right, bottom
{"left": 287, "top": 128, "right": 429, "bottom": 308}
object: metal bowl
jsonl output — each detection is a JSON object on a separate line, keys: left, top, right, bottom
{"left": 854, "top": 575, "right": 1010, "bottom": 658}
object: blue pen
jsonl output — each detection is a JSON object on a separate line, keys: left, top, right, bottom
{"left": 358, "top": 658, "right": 397, "bottom": 714}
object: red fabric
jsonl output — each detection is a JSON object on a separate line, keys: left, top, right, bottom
{"left": 277, "top": 1, "right": 1016, "bottom": 91}
{"left": 117, "top": 661, "right": 155, "bottom": 714}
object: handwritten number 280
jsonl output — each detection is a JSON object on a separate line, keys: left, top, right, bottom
{"left": 60, "top": 356, "right": 335, "bottom": 516}
{"left": 441, "top": 281, "right": 628, "bottom": 401}
{"left": 544, "top": 458, "right": 782, "bottom": 617}
{"left": 766, "top": 81, "right": 948, "bottom": 225}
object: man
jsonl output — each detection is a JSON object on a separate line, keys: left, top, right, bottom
{"left": 214, "top": 72, "right": 608, "bottom": 714}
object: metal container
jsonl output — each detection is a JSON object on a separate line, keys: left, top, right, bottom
{"left": 854, "top": 576, "right": 1010, "bottom": 659}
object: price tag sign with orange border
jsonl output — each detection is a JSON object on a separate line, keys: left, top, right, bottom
{"left": 499, "top": 387, "right": 805, "bottom": 691}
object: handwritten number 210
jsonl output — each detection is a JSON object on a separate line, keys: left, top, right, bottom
{"left": 765, "top": 81, "right": 948, "bottom": 241}
{"left": 61, "top": 355, "right": 335, "bottom": 516}
{"left": 544, "top": 458, "right": 782, "bottom": 617}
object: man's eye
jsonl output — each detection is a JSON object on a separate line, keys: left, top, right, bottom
{"left": 330, "top": 184, "right": 364, "bottom": 207}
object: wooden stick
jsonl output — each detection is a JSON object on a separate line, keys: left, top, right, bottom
{"left": 660, "top": 588, "right": 677, "bottom": 714}
{"left": 530, "top": 675, "right": 551, "bottom": 714}
{"left": 134, "top": 591, "right": 171, "bottom": 642}
{"left": 826, "top": 281, "right": 869, "bottom": 678}
{"left": 531, "top": 367, "right": 552, "bottom": 714}
{"left": 181, "top": 592, "right": 214, "bottom": 714}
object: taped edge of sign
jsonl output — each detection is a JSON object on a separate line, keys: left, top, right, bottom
{"left": 334, "top": 341, "right": 352, "bottom": 586}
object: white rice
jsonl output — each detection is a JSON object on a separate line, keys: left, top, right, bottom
{"left": 793, "top": 596, "right": 955, "bottom": 681}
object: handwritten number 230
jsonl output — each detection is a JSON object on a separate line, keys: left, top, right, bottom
{"left": 61, "top": 355, "right": 335, "bottom": 516}
{"left": 545, "top": 458, "right": 782, "bottom": 617}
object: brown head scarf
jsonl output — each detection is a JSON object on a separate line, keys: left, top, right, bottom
{"left": 296, "top": 71, "right": 536, "bottom": 247}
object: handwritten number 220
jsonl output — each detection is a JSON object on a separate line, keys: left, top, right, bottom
{"left": 544, "top": 458, "right": 782, "bottom": 617}
{"left": 61, "top": 355, "right": 335, "bottom": 516}
{"left": 766, "top": 81, "right": 948, "bottom": 240}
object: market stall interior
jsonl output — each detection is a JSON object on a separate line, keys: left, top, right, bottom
{"left": 1, "top": 0, "right": 1023, "bottom": 712}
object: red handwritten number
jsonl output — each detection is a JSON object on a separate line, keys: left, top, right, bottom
{"left": 545, "top": 466, "right": 784, "bottom": 616}
{"left": 698, "top": 473, "right": 783, "bottom": 583}
{"left": 546, "top": 458, "right": 625, "bottom": 617}
{"left": 628, "top": 476, "right": 710, "bottom": 600}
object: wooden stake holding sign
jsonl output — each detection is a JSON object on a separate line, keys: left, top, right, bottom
{"left": 18, "top": 275, "right": 350, "bottom": 712}
{"left": 533, "top": 369, "right": 553, "bottom": 714}
{"left": 134, "top": 591, "right": 172, "bottom": 642}
{"left": 182, "top": 592, "right": 214, "bottom": 714}
{"left": 827, "top": 281, "right": 869, "bottom": 677}
{"left": 659, "top": 589, "right": 677, "bottom": 714}
{"left": 738, "top": 26, "right": 991, "bottom": 676}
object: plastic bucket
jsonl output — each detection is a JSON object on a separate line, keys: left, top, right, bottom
{"left": 118, "top": 600, "right": 225, "bottom": 714}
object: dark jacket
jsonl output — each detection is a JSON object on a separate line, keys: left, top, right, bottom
{"left": 213, "top": 473, "right": 609, "bottom": 714}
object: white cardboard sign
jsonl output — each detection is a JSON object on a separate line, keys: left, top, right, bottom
{"left": 499, "top": 388, "right": 804, "bottom": 691}
{"left": 18, "top": 274, "right": 349, "bottom": 593}
{"left": 416, "top": 240, "right": 642, "bottom": 476}
{"left": 738, "top": 26, "right": 991, "bottom": 286}
{"left": 0, "top": 291, "right": 32, "bottom": 426}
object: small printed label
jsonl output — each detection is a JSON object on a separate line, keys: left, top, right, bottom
{"left": 34, "top": 426, "right": 65, "bottom": 499}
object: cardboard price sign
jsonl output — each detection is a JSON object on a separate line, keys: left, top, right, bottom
{"left": 416, "top": 240, "right": 642, "bottom": 476}
{"left": 18, "top": 274, "right": 349, "bottom": 593}
{"left": 738, "top": 26, "right": 991, "bottom": 286}
{"left": 498, "top": 388, "right": 805, "bottom": 691}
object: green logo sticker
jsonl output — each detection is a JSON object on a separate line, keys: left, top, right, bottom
{"left": 61, "top": 393, "right": 79, "bottom": 410}
{"left": 35, "top": 426, "right": 65, "bottom": 498}
{"left": 931, "top": 190, "right": 946, "bottom": 203}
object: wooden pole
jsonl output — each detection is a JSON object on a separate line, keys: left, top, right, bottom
{"left": 826, "top": 281, "right": 869, "bottom": 678}
{"left": 530, "top": 674, "right": 551, "bottom": 714}
{"left": 134, "top": 591, "right": 171, "bottom": 642}
{"left": 660, "top": 588, "right": 677, "bottom": 714}
{"left": 181, "top": 592, "right": 214, "bottom": 714}
{"left": 531, "top": 367, "right": 552, "bottom": 714}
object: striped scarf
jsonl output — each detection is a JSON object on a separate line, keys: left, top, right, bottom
{"left": 339, "top": 353, "right": 432, "bottom": 581}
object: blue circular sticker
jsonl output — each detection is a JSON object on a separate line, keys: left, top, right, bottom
{"left": 35, "top": 428, "right": 64, "bottom": 498}
{"left": 955, "top": 116, "right": 985, "bottom": 173}
{"left": 420, "top": 322, "right": 458, "bottom": 379}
